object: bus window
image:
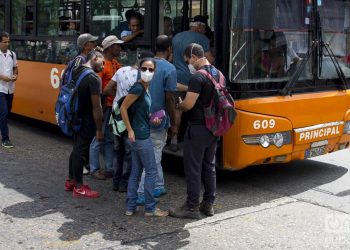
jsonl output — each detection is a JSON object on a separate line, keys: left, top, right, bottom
{"left": 11, "top": 40, "right": 78, "bottom": 64}
{"left": 11, "top": 0, "right": 34, "bottom": 36}
{"left": 85, "top": 0, "right": 147, "bottom": 40}
{"left": 318, "top": 0, "right": 350, "bottom": 79}
{"left": 158, "top": 0, "right": 184, "bottom": 37}
{"left": 0, "top": 0, "right": 4, "bottom": 31}
{"left": 229, "top": 0, "right": 312, "bottom": 97}
{"left": 37, "top": 0, "right": 81, "bottom": 36}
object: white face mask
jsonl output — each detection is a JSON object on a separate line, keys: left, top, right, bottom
{"left": 141, "top": 70, "right": 154, "bottom": 82}
{"left": 188, "top": 64, "right": 197, "bottom": 74}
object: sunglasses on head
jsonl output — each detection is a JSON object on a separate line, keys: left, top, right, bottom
{"left": 140, "top": 67, "right": 155, "bottom": 73}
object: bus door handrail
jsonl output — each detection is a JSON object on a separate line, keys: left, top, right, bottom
{"left": 231, "top": 41, "right": 247, "bottom": 63}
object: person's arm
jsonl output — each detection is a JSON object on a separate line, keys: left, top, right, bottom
{"left": 166, "top": 91, "right": 176, "bottom": 136}
{"left": 0, "top": 75, "right": 12, "bottom": 82}
{"left": 91, "top": 94, "right": 104, "bottom": 141}
{"left": 121, "top": 30, "right": 144, "bottom": 43}
{"left": 120, "top": 94, "right": 139, "bottom": 142}
{"left": 179, "top": 92, "right": 199, "bottom": 111}
{"left": 103, "top": 80, "right": 117, "bottom": 96}
{"left": 12, "top": 66, "right": 18, "bottom": 81}
{"left": 176, "top": 83, "right": 188, "bottom": 92}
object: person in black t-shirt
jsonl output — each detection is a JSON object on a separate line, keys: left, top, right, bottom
{"left": 169, "top": 43, "right": 220, "bottom": 219}
{"left": 64, "top": 50, "right": 104, "bottom": 198}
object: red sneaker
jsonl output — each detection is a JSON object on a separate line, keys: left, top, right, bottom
{"left": 73, "top": 185, "right": 100, "bottom": 198}
{"left": 64, "top": 179, "right": 76, "bottom": 191}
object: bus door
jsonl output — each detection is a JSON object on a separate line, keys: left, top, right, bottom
{"left": 157, "top": 0, "right": 215, "bottom": 43}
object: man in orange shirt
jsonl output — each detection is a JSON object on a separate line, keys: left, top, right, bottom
{"left": 89, "top": 35, "right": 123, "bottom": 180}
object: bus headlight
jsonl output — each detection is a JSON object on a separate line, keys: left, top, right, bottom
{"left": 273, "top": 133, "right": 284, "bottom": 148}
{"left": 242, "top": 131, "right": 292, "bottom": 148}
{"left": 259, "top": 135, "right": 270, "bottom": 148}
{"left": 343, "top": 121, "right": 350, "bottom": 134}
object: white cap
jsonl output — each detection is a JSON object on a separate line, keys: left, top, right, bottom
{"left": 102, "top": 35, "right": 124, "bottom": 50}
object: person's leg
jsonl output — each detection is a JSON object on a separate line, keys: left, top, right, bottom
{"left": 126, "top": 141, "right": 143, "bottom": 212}
{"left": 102, "top": 107, "right": 114, "bottom": 173}
{"left": 140, "top": 138, "right": 157, "bottom": 213}
{"left": 71, "top": 133, "right": 91, "bottom": 185}
{"left": 89, "top": 136, "right": 102, "bottom": 173}
{"left": 201, "top": 135, "right": 217, "bottom": 205}
{"left": 183, "top": 125, "right": 207, "bottom": 209}
{"left": 0, "top": 93, "right": 9, "bottom": 142}
{"left": 151, "top": 129, "right": 167, "bottom": 190}
{"left": 113, "top": 135, "right": 123, "bottom": 190}
{"left": 137, "top": 129, "right": 167, "bottom": 195}
{"left": 120, "top": 134, "right": 132, "bottom": 189}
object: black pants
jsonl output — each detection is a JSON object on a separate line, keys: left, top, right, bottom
{"left": 69, "top": 118, "right": 95, "bottom": 184}
{"left": 183, "top": 124, "right": 217, "bottom": 208}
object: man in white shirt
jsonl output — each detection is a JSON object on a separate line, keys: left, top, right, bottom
{"left": 0, "top": 32, "right": 18, "bottom": 148}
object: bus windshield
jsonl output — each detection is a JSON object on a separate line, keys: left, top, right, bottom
{"left": 229, "top": 0, "right": 350, "bottom": 97}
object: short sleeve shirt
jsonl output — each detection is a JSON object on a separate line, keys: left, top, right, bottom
{"left": 72, "top": 65, "right": 101, "bottom": 136}
{"left": 128, "top": 82, "right": 151, "bottom": 140}
{"left": 149, "top": 58, "right": 177, "bottom": 130}
{"left": 112, "top": 66, "right": 139, "bottom": 107}
{"left": 98, "top": 58, "right": 121, "bottom": 107}
{"left": 187, "top": 65, "right": 219, "bottom": 125}
{"left": 0, "top": 50, "right": 18, "bottom": 94}
{"left": 172, "top": 31, "right": 210, "bottom": 85}
{"left": 121, "top": 30, "right": 132, "bottom": 38}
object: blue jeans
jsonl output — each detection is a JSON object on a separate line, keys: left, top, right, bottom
{"left": 113, "top": 134, "right": 132, "bottom": 188}
{"left": 89, "top": 107, "right": 114, "bottom": 173}
{"left": 137, "top": 129, "right": 167, "bottom": 194}
{"left": 0, "top": 93, "right": 13, "bottom": 142}
{"left": 127, "top": 137, "right": 157, "bottom": 213}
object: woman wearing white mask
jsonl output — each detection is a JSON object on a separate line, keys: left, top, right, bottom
{"left": 120, "top": 58, "right": 168, "bottom": 217}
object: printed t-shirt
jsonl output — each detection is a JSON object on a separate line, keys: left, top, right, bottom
{"left": 111, "top": 66, "right": 139, "bottom": 106}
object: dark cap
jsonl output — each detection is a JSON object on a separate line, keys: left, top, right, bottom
{"left": 137, "top": 50, "right": 155, "bottom": 60}
{"left": 193, "top": 15, "right": 208, "bottom": 25}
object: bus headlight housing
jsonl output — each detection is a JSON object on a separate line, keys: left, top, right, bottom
{"left": 343, "top": 121, "right": 350, "bottom": 134}
{"left": 273, "top": 133, "right": 284, "bottom": 148}
{"left": 242, "top": 131, "right": 292, "bottom": 148}
{"left": 259, "top": 135, "right": 270, "bottom": 148}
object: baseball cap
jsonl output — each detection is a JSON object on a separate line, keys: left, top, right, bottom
{"left": 102, "top": 35, "right": 124, "bottom": 50}
{"left": 77, "top": 33, "right": 98, "bottom": 49}
{"left": 192, "top": 15, "right": 208, "bottom": 26}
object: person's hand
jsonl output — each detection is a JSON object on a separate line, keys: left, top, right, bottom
{"left": 151, "top": 117, "right": 162, "bottom": 126}
{"left": 96, "top": 130, "right": 104, "bottom": 141}
{"left": 128, "top": 129, "right": 135, "bottom": 143}
{"left": 11, "top": 75, "right": 18, "bottom": 81}
{"left": 1, "top": 76, "right": 12, "bottom": 82}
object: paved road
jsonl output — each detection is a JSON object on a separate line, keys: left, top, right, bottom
{"left": 1, "top": 120, "right": 350, "bottom": 249}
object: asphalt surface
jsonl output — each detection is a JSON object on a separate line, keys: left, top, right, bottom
{"left": 1, "top": 119, "right": 350, "bottom": 249}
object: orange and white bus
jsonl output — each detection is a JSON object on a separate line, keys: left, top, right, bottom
{"left": 2, "top": 0, "right": 350, "bottom": 170}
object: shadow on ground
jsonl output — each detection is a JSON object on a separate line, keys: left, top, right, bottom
{"left": 0, "top": 120, "right": 348, "bottom": 249}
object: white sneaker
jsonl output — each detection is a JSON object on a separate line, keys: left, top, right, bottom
{"left": 83, "top": 165, "right": 90, "bottom": 175}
